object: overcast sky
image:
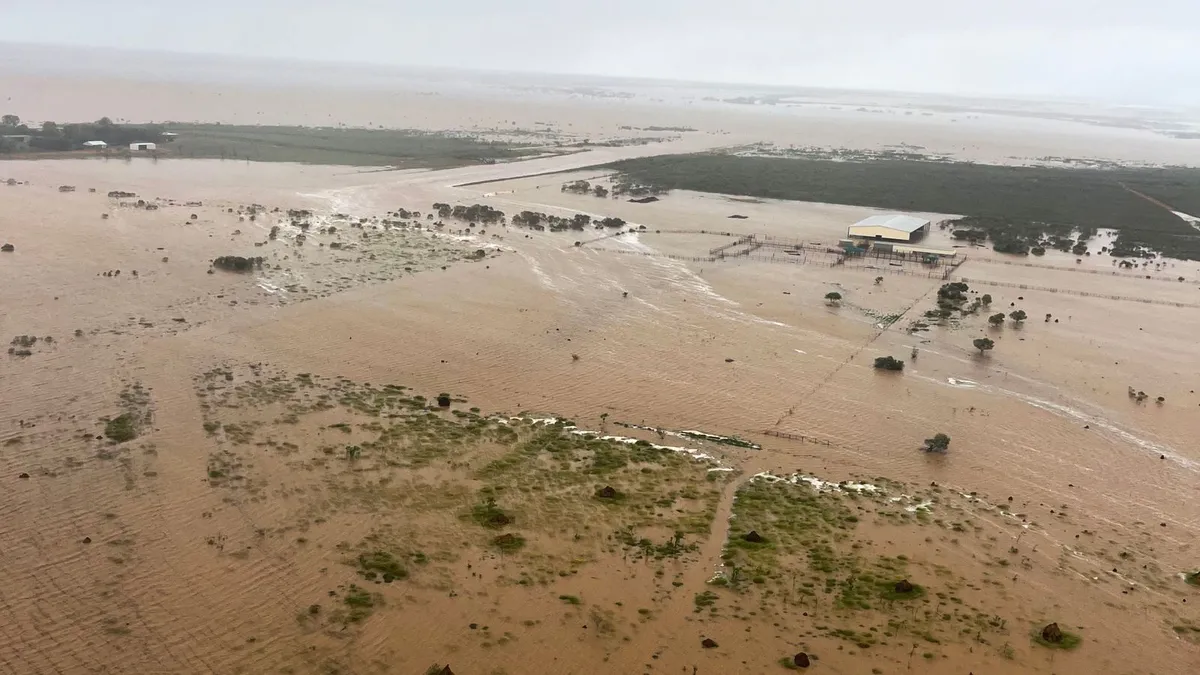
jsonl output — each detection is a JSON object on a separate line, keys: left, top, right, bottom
{"left": 5, "top": 1, "right": 1199, "bottom": 104}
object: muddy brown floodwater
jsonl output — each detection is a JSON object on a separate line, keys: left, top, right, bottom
{"left": 2, "top": 74, "right": 1200, "bottom": 675}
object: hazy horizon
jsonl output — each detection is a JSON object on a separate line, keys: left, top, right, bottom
{"left": 3, "top": 1, "right": 1199, "bottom": 106}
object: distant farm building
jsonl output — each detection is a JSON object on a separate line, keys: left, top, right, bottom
{"left": 82, "top": 140, "right": 107, "bottom": 148}
{"left": 160, "top": 132, "right": 178, "bottom": 142}
{"left": 2, "top": 134, "right": 32, "bottom": 150}
{"left": 848, "top": 214, "right": 930, "bottom": 242}
{"left": 129, "top": 142, "right": 156, "bottom": 151}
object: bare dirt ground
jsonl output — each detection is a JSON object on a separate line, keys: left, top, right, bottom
{"left": 2, "top": 76, "right": 1200, "bottom": 675}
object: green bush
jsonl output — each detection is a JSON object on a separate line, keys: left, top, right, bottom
{"left": 104, "top": 413, "right": 138, "bottom": 443}
{"left": 873, "top": 356, "right": 904, "bottom": 371}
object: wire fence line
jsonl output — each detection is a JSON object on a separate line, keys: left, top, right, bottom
{"left": 966, "top": 254, "right": 1196, "bottom": 284}
{"left": 950, "top": 277, "right": 1200, "bottom": 308}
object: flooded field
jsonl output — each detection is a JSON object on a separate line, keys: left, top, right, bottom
{"left": 2, "top": 71, "right": 1200, "bottom": 675}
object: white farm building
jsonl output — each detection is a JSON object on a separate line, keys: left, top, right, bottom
{"left": 130, "top": 142, "right": 156, "bottom": 151}
{"left": 847, "top": 214, "right": 930, "bottom": 242}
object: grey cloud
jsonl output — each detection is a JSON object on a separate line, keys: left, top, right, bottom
{"left": 3, "top": 1, "right": 1198, "bottom": 104}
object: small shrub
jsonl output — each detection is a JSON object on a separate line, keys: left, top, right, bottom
{"left": 492, "top": 533, "right": 526, "bottom": 553}
{"left": 104, "top": 414, "right": 138, "bottom": 443}
{"left": 1032, "top": 624, "right": 1082, "bottom": 650}
{"left": 471, "top": 497, "right": 512, "bottom": 528}
{"left": 357, "top": 551, "right": 408, "bottom": 581}
{"left": 923, "top": 433, "right": 950, "bottom": 452}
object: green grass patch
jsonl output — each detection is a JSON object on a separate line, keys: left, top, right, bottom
{"left": 558, "top": 594, "right": 582, "bottom": 605}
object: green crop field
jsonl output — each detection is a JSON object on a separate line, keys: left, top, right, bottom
{"left": 166, "top": 125, "right": 542, "bottom": 168}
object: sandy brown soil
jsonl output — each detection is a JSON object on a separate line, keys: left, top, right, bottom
{"left": 2, "top": 78, "right": 1200, "bottom": 675}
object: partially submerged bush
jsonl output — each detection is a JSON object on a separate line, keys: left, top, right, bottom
{"left": 873, "top": 355, "right": 904, "bottom": 371}
{"left": 492, "top": 533, "right": 526, "bottom": 553}
{"left": 356, "top": 551, "right": 408, "bottom": 582}
{"left": 470, "top": 497, "right": 512, "bottom": 528}
{"left": 104, "top": 413, "right": 138, "bottom": 443}
{"left": 923, "top": 433, "right": 950, "bottom": 452}
{"left": 1032, "top": 622, "right": 1081, "bottom": 650}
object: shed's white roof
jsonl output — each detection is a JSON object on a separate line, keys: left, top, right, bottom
{"left": 850, "top": 214, "right": 930, "bottom": 232}
{"left": 82, "top": 140, "right": 107, "bottom": 146}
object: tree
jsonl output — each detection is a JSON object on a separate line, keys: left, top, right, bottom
{"left": 592, "top": 185, "right": 609, "bottom": 198}
{"left": 824, "top": 291, "right": 842, "bottom": 306}
{"left": 41, "top": 121, "right": 59, "bottom": 135}
{"left": 923, "top": 433, "right": 950, "bottom": 452}
{"left": 873, "top": 356, "right": 904, "bottom": 371}
{"left": 973, "top": 337, "right": 994, "bottom": 355}
{"left": 988, "top": 313, "right": 1006, "bottom": 326}
{"left": 1009, "top": 309, "right": 1027, "bottom": 324}
{"left": 981, "top": 294, "right": 992, "bottom": 306}
{"left": 97, "top": 116, "right": 113, "bottom": 127}
{"left": 874, "top": 276, "right": 883, "bottom": 285}
{"left": 1, "top": 114, "right": 19, "bottom": 127}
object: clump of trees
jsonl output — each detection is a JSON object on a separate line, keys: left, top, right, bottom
{"left": 925, "top": 281, "right": 973, "bottom": 321}
{"left": 511, "top": 210, "right": 591, "bottom": 231}
{"left": 923, "top": 433, "right": 950, "bottom": 452}
{"left": 1009, "top": 309, "right": 1027, "bottom": 324}
{"left": 431, "top": 203, "right": 505, "bottom": 224}
{"left": 824, "top": 291, "right": 842, "bottom": 306}
{"left": 508, "top": 211, "right": 626, "bottom": 232}
{"left": 951, "top": 217, "right": 1093, "bottom": 257}
{"left": 561, "top": 180, "right": 592, "bottom": 194}
{"left": 873, "top": 356, "right": 904, "bottom": 371}
{"left": 211, "top": 256, "right": 265, "bottom": 272}
{"left": 973, "top": 337, "right": 995, "bottom": 355}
